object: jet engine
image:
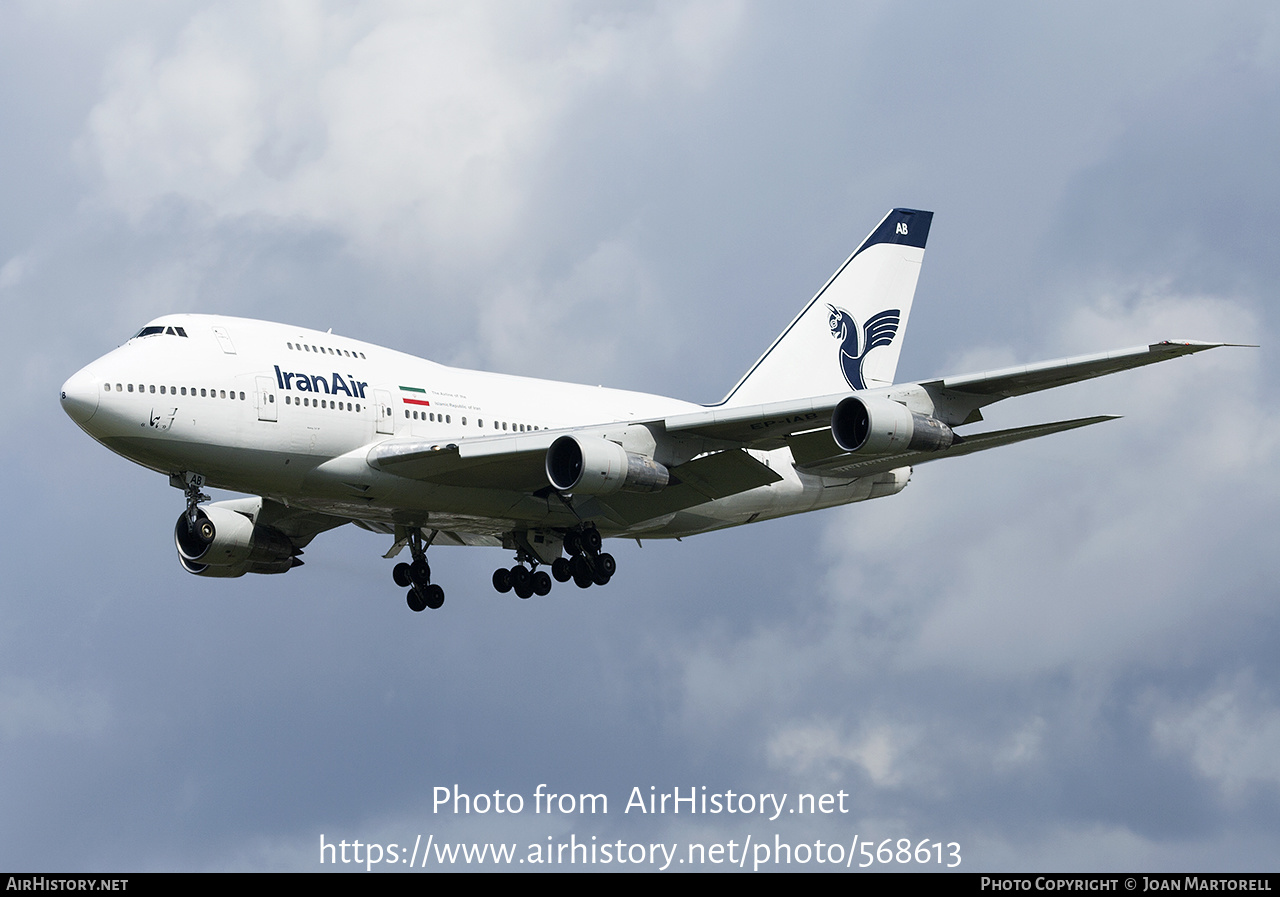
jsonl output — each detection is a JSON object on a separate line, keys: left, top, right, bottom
{"left": 545, "top": 435, "right": 670, "bottom": 494}
{"left": 174, "top": 502, "right": 301, "bottom": 577}
{"left": 831, "top": 395, "right": 956, "bottom": 454}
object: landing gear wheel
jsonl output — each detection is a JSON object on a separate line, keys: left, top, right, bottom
{"left": 492, "top": 568, "right": 512, "bottom": 593}
{"left": 407, "top": 588, "right": 427, "bottom": 612}
{"left": 582, "top": 527, "right": 602, "bottom": 554}
{"left": 532, "top": 570, "right": 552, "bottom": 596}
{"left": 573, "top": 564, "right": 593, "bottom": 589}
{"left": 592, "top": 566, "right": 612, "bottom": 587}
{"left": 596, "top": 552, "right": 616, "bottom": 579}
{"left": 509, "top": 565, "right": 530, "bottom": 592}
{"left": 393, "top": 563, "right": 413, "bottom": 588}
{"left": 515, "top": 579, "right": 534, "bottom": 599}
{"left": 411, "top": 558, "right": 430, "bottom": 583}
{"left": 424, "top": 584, "right": 445, "bottom": 609}
{"left": 551, "top": 557, "right": 572, "bottom": 582}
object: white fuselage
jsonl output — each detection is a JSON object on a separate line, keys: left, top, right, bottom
{"left": 61, "top": 314, "right": 903, "bottom": 541}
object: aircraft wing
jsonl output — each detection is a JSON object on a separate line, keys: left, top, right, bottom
{"left": 366, "top": 340, "right": 1228, "bottom": 522}
{"left": 788, "top": 415, "right": 1119, "bottom": 479}
{"left": 663, "top": 340, "right": 1229, "bottom": 447}
{"left": 252, "top": 498, "right": 351, "bottom": 545}
{"left": 367, "top": 431, "right": 783, "bottom": 527}
{"left": 368, "top": 431, "right": 557, "bottom": 491}
{"left": 919, "top": 339, "right": 1230, "bottom": 407}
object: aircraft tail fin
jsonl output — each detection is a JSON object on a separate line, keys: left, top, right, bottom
{"left": 718, "top": 208, "right": 932, "bottom": 407}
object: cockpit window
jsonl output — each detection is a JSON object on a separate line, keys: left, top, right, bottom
{"left": 131, "top": 325, "right": 189, "bottom": 340}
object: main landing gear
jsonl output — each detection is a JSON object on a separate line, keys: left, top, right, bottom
{"left": 393, "top": 529, "right": 444, "bottom": 612}
{"left": 491, "top": 525, "right": 616, "bottom": 598}
{"left": 491, "top": 562, "right": 552, "bottom": 600}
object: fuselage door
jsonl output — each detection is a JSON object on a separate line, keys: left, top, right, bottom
{"left": 374, "top": 389, "right": 394, "bottom": 434}
{"left": 212, "top": 326, "right": 237, "bottom": 354}
{"left": 256, "top": 375, "right": 277, "bottom": 422}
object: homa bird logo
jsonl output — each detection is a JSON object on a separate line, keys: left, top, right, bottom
{"left": 827, "top": 305, "right": 901, "bottom": 391}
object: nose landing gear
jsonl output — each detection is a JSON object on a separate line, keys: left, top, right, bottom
{"left": 180, "top": 472, "right": 210, "bottom": 534}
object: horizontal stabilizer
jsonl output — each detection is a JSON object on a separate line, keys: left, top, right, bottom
{"left": 792, "top": 415, "right": 1120, "bottom": 479}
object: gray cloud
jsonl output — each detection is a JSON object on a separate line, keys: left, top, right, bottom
{"left": 5, "top": 0, "right": 1277, "bottom": 871}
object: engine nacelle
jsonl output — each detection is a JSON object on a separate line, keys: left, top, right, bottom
{"left": 831, "top": 395, "right": 956, "bottom": 454}
{"left": 174, "top": 503, "right": 298, "bottom": 574}
{"left": 545, "top": 435, "right": 670, "bottom": 494}
{"left": 178, "top": 555, "right": 301, "bottom": 577}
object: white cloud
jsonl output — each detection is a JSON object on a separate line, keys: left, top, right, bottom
{"left": 0, "top": 255, "right": 29, "bottom": 290}
{"left": 1151, "top": 678, "right": 1280, "bottom": 798}
{"left": 80, "top": 1, "right": 745, "bottom": 268}
{"left": 768, "top": 720, "right": 915, "bottom": 787}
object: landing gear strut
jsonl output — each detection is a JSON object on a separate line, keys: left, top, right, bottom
{"left": 181, "top": 472, "right": 210, "bottom": 536}
{"left": 395, "top": 529, "right": 444, "bottom": 612}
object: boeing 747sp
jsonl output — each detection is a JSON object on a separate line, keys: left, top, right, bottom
{"left": 60, "top": 209, "right": 1229, "bottom": 612}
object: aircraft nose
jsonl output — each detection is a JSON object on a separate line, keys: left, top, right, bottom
{"left": 60, "top": 367, "right": 100, "bottom": 425}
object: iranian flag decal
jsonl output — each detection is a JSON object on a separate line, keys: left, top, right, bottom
{"left": 399, "top": 385, "right": 430, "bottom": 407}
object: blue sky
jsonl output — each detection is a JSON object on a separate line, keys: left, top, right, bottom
{"left": 4, "top": 1, "right": 1279, "bottom": 871}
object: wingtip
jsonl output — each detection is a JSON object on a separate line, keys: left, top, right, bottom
{"left": 1153, "top": 339, "right": 1258, "bottom": 350}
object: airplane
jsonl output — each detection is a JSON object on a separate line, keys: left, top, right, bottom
{"left": 60, "top": 208, "right": 1231, "bottom": 613}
